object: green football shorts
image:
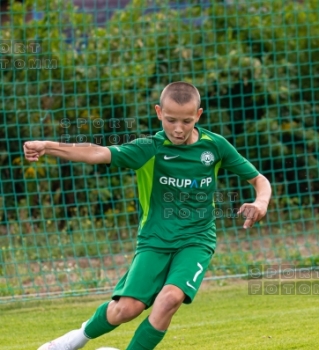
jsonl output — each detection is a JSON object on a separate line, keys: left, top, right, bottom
{"left": 112, "top": 245, "right": 213, "bottom": 308}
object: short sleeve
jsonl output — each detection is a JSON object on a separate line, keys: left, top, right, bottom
{"left": 220, "top": 137, "right": 259, "bottom": 180}
{"left": 109, "top": 138, "right": 157, "bottom": 170}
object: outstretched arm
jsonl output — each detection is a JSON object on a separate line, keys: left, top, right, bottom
{"left": 237, "top": 174, "right": 272, "bottom": 229}
{"left": 23, "top": 141, "right": 111, "bottom": 164}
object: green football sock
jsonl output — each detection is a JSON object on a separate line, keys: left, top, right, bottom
{"left": 126, "top": 317, "right": 166, "bottom": 350}
{"left": 84, "top": 301, "right": 118, "bottom": 339}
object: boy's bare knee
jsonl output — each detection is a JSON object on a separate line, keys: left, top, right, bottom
{"left": 155, "top": 285, "right": 185, "bottom": 314}
{"left": 110, "top": 297, "right": 145, "bottom": 323}
{"left": 148, "top": 285, "right": 185, "bottom": 330}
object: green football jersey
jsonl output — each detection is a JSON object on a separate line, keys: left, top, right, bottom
{"left": 109, "top": 127, "right": 259, "bottom": 253}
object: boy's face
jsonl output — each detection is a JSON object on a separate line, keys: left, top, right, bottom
{"left": 155, "top": 97, "right": 203, "bottom": 145}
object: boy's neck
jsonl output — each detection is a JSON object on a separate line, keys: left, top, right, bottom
{"left": 185, "top": 127, "right": 199, "bottom": 145}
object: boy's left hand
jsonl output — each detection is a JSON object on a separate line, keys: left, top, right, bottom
{"left": 237, "top": 201, "right": 268, "bottom": 229}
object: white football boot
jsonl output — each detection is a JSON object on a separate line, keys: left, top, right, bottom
{"left": 37, "top": 321, "right": 89, "bottom": 350}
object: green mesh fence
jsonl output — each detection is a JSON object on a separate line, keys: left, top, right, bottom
{"left": 1, "top": 0, "right": 319, "bottom": 302}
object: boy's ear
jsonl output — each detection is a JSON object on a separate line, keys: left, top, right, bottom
{"left": 196, "top": 108, "right": 203, "bottom": 122}
{"left": 155, "top": 105, "right": 162, "bottom": 120}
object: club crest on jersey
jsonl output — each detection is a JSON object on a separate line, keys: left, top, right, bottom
{"left": 201, "top": 151, "right": 214, "bottom": 166}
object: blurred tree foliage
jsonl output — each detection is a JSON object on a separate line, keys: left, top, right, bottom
{"left": 0, "top": 0, "right": 318, "bottom": 244}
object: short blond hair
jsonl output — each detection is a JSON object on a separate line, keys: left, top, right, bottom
{"left": 160, "top": 81, "right": 201, "bottom": 109}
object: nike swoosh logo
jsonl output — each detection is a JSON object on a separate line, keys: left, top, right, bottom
{"left": 186, "top": 281, "right": 197, "bottom": 291}
{"left": 164, "top": 155, "right": 179, "bottom": 160}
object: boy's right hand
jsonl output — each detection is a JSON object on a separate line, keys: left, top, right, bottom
{"left": 23, "top": 141, "right": 46, "bottom": 162}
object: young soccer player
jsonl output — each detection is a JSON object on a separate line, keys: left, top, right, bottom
{"left": 24, "top": 82, "right": 271, "bottom": 350}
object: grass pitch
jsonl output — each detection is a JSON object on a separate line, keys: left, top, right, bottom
{"left": 1, "top": 280, "right": 317, "bottom": 350}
